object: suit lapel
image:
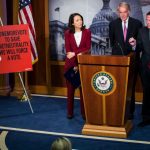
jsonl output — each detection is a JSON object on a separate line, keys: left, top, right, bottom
{"left": 79, "top": 30, "right": 85, "bottom": 47}
{"left": 70, "top": 32, "right": 78, "bottom": 48}
{"left": 144, "top": 28, "right": 150, "bottom": 42}
{"left": 118, "top": 19, "right": 124, "bottom": 43}
{"left": 126, "top": 17, "right": 132, "bottom": 42}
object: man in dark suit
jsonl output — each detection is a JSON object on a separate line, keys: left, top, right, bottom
{"left": 130, "top": 11, "right": 150, "bottom": 127}
{"left": 109, "top": 2, "right": 142, "bottom": 119}
{"left": 109, "top": 2, "right": 142, "bottom": 55}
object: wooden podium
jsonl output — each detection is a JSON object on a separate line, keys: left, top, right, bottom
{"left": 78, "top": 53, "right": 135, "bottom": 138}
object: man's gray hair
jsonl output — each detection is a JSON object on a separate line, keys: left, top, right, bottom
{"left": 117, "top": 2, "right": 131, "bottom": 11}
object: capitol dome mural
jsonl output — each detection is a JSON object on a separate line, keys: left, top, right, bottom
{"left": 49, "top": 0, "right": 145, "bottom": 60}
{"left": 90, "top": 0, "right": 144, "bottom": 55}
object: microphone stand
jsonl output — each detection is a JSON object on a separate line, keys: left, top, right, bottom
{"left": 117, "top": 42, "right": 125, "bottom": 56}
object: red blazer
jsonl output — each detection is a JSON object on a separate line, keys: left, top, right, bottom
{"left": 64, "top": 28, "right": 91, "bottom": 72}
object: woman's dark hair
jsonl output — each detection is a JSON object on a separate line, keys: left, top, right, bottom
{"left": 146, "top": 11, "right": 150, "bottom": 16}
{"left": 68, "top": 13, "right": 85, "bottom": 33}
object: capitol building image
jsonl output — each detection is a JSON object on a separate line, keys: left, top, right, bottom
{"left": 49, "top": 0, "right": 144, "bottom": 60}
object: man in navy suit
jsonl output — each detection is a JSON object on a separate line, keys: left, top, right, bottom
{"left": 109, "top": 2, "right": 142, "bottom": 119}
{"left": 130, "top": 11, "right": 150, "bottom": 127}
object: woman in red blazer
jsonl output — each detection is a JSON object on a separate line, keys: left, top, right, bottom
{"left": 64, "top": 13, "right": 91, "bottom": 119}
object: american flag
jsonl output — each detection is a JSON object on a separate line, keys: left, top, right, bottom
{"left": 18, "top": 0, "right": 38, "bottom": 64}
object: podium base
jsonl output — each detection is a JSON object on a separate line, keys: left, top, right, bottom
{"left": 82, "top": 120, "right": 133, "bottom": 138}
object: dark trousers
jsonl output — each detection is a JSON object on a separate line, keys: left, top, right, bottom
{"left": 140, "top": 62, "right": 150, "bottom": 120}
{"left": 66, "top": 80, "right": 85, "bottom": 117}
{"left": 130, "top": 53, "right": 140, "bottom": 114}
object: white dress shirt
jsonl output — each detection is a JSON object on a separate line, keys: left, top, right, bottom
{"left": 122, "top": 17, "right": 129, "bottom": 30}
{"left": 74, "top": 31, "right": 82, "bottom": 47}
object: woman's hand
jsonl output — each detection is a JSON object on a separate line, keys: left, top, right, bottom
{"left": 66, "top": 52, "right": 75, "bottom": 59}
{"left": 78, "top": 52, "right": 82, "bottom": 55}
{"left": 73, "top": 66, "right": 78, "bottom": 73}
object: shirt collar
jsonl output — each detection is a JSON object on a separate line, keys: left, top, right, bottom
{"left": 122, "top": 17, "right": 129, "bottom": 23}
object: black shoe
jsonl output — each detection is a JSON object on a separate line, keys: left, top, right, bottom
{"left": 128, "top": 114, "right": 134, "bottom": 120}
{"left": 67, "top": 115, "right": 74, "bottom": 119}
{"left": 138, "top": 119, "right": 150, "bottom": 127}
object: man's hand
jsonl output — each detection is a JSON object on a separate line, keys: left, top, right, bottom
{"left": 66, "top": 52, "right": 75, "bottom": 59}
{"left": 129, "top": 37, "right": 136, "bottom": 47}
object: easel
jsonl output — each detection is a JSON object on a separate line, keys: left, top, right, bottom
{"left": 0, "top": 17, "right": 34, "bottom": 113}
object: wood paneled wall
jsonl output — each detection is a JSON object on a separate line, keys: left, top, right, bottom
{"left": 28, "top": 0, "right": 51, "bottom": 94}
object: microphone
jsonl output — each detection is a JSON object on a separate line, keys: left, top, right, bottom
{"left": 116, "top": 42, "right": 124, "bottom": 55}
